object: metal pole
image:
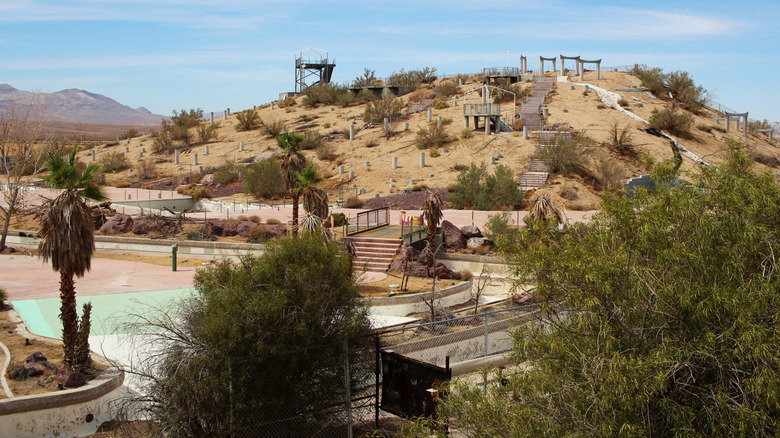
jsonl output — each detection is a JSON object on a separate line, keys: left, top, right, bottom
{"left": 484, "top": 313, "right": 489, "bottom": 357}
{"left": 344, "top": 338, "right": 353, "bottom": 438}
{"left": 375, "top": 335, "right": 380, "bottom": 428}
{"left": 171, "top": 244, "right": 178, "bottom": 271}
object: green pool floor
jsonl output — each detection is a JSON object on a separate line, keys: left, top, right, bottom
{"left": 12, "top": 288, "right": 195, "bottom": 339}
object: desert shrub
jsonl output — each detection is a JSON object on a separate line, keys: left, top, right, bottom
{"left": 388, "top": 67, "right": 437, "bottom": 86}
{"left": 406, "top": 87, "right": 435, "bottom": 102}
{"left": 266, "top": 218, "right": 281, "bottom": 225}
{"left": 262, "top": 119, "right": 285, "bottom": 138}
{"left": 483, "top": 211, "right": 520, "bottom": 250}
{"left": 748, "top": 119, "right": 772, "bottom": 135}
{"left": 697, "top": 124, "right": 713, "bottom": 133}
{"left": 0, "top": 287, "right": 7, "bottom": 308}
{"left": 118, "top": 128, "right": 140, "bottom": 139}
{"left": 352, "top": 68, "right": 378, "bottom": 87}
{"left": 316, "top": 142, "right": 337, "bottom": 161}
{"left": 197, "top": 122, "right": 220, "bottom": 144}
{"left": 300, "top": 130, "right": 323, "bottom": 150}
{"left": 7, "top": 363, "right": 29, "bottom": 380}
{"left": 452, "top": 163, "right": 469, "bottom": 172}
{"left": 617, "top": 98, "right": 629, "bottom": 107}
{"left": 608, "top": 122, "right": 634, "bottom": 155}
{"left": 99, "top": 151, "right": 130, "bottom": 172}
{"left": 492, "top": 84, "right": 525, "bottom": 104}
{"left": 151, "top": 124, "right": 176, "bottom": 153}
{"left": 596, "top": 156, "right": 626, "bottom": 191}
{"left": 135, "top": 159, "right": 158, "bottom": 180}
{"left": 559, "top": 184, "right": 579, "bottom": 201}
{"left": 244, "top": 158, "right": 284, "bottom": 198}
{"left": 171, "top": 108, "right": 203, "bottom": 129}
{"left": 249, "top": 215, "right": 261, "bottom": 223}
{"left": 415, "top": 122, "right": 451, "bottom": 149}
{"left": 363, "top": 96, "right": 404, "bottom": 123}
{"left": 429, "top": 149, "right": 441, "bottom": 158}
{"left": 433, "top": 98, "right": 450, "bottom": 109}
{"left": 537, "top": 136, "right": 586, "bottom": 176}
{"left": 302, "top": 84, "right": 353, "bottom": 107}
{"left": 449, "top": 162, "right": 523, "bottom": 210}
{"left": 237, "top": 216, "right": 248, "bottom": 222}
{"left": 235, "top": 109, "right": 262, "bottom": 132}
{"left": 170, "top": 124, "right": 194, "bottom": 146}
{"left": 649, "top": 103, "right": 694, "bottom": 138}
{"left": 214, "top": 162, "right": 242, "bottom": 184}
{"left": 356, "top": 88, "right": 378, "bottom": 103}
{"left": 596, "top": 104, "right": 606, "bottom": 110}
{"left": 461, "top": 129, "right": 474, "bottom": 139}
{"left": 631, "top": 64, "right": 667, "bottom": 97}
{"left": 382, "top": 120, "right": 400, "bottom": 139}
{"left": 459, "top": 270, "right": 474, "bottom": 281}
{"left": 441, "top": 117, "right": 453, "bottom": 125}
{"left": 249, "top": 224, "right": 271, "bottom": 241}
{"left": 752, "top": 149, "right": 780, "bottom": 168}
{"left": 277, "top": 97, "right": 296, "bottom": 108}
{"left": 666, "top": 71, "right": 707, "bottom": 114}
{"left": 435, "top": 81, "right": 460, "bottom": 98}
{"left": 188, "top": 186, "right": 212, "bottom": 201}
{"left": 328, "top": 212, "right": 347, "bottom": 228}
{"left": 343, "top": 196, "right": 364, "bottom": 209}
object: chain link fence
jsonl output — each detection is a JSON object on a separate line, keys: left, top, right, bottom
{"left": 182, "top": 305, "right": 537, "bottom": 437}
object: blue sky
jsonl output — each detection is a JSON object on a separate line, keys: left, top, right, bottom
{"left": 2, "top": 0, "right": 779, "bottom": 122}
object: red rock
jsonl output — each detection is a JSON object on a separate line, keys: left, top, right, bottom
{"left": 26, "top": 351, "right": 47, "bottom": 363}
{"left": 99, "top": 214, "right": 134, "bottom": 234}
{"left": 55, "top": 369, "right": 86, "bottom": 388}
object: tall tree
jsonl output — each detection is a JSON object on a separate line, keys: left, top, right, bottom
{"left": 0, "top": 96, "right": 51, "bottom": 251}
{"left": 276, "top": 132, "right": 306, "bottom": 236}
{"left": 38, "top": 148, "right": 106, "bottom": 370}
{"left": 434, "top": 148, "right": 780, "bottom": 436}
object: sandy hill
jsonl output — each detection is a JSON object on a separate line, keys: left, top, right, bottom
{"left": 79, "top": 71, "right": 780, "bottom": 211}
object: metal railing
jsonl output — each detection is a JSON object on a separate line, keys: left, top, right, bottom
{"left": 343, "top": 207, "right": 390, "bottom": 236}
{"left": 483, "top": 67, "right": 520, "bottom": 76}
{"left": 400, "top": 221, "right": 427, "bottom": 244}
{"left": 463, "top": 103, "right": 502, "bottom": 116}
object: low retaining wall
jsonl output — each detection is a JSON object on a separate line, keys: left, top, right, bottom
{"left": 438, "top": 253, "right": 513, "bottom": 278}
{"left": 0, "top": 366, "right": 124, "bottom": 438}
{"left": 364, "top": 279, "right": 473, "bottom": 317}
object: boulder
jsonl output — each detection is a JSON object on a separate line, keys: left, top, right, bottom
{"left": 265, "top": 224, "right": 288, "bottom": 239}
{"left": 55, "top": 369, "right": 86, "bottom": 388}
{"left": 26, "top": 352, "right": 47, "bottom": 363}
{"left": 428, "top": 262, "right": 455, "bottom": 280}
{"left": 467, "top": 237, "right": 494, "bottom": 252}
{"left": 131, "top": 219, "right": 156, "bottom": 235}
{"left": 389, "top": 243, "right": 419, "bottom": 273}
{"left": 235, "top": 221, "right": 256, "bottom": 238}
{"left": 24, "top": 362, "right": 45, "bottom": 377}
{"left": 205, "top": 219, "right": 237, "bottom": 237}
{"left": 99, "top": 214, "right": 134, "bottom": 234}
{"left": 460, "top": 225, "right": 483, "bottom": 239}
{"left": 200, "top": 174, "right": 215, "bottom": 184}
{"left": 441, "top": 220, "right": 466, "bottom": 249}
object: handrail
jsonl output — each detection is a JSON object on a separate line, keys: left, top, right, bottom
{"left": 343, "top": 207, "right": 390, "bottom": 236}
{"left": 400, "top": 221, "right": 427, "bottom": 245}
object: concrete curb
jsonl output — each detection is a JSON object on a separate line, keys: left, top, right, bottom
{"left": 0, "top": 341, "right": 12, "bottom": 398}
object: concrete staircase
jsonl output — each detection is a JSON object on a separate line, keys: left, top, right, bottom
{"left": 349, "top": 237, "right": 402, "bottom": 272}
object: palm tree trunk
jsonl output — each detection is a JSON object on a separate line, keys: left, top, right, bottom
{"left": 292, "top": 193, "right": 300, "bottom": 237}
{"left": 75, "top": 303, "right": 92, "bottom": 371}
{"left": 59, "top": 271, "right": 78, "bottom": 369}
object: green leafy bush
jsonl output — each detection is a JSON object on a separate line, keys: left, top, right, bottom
{"left": 631, "top": 64, "right": 667, "bottom": 97}
{"left": 214, "top": 162, "right": 242, "bottom": 184}
{"left": 244, "top": 158, "right": 284, "bottom": 198}
{"left": 197, "top": 122, "right": 220, "bottom": 144}
{"left": 449, "top": 162, "right": 524, "bottom": 210}
{"left": 434, "top": 80, "right": 460, "bottom": 98}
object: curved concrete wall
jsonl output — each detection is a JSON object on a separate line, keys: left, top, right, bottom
{"left": 365, "top": 279, "right": 473, "bottom": 317}
{"left": 0, "top": 368, "right": 124, "bottom": 438}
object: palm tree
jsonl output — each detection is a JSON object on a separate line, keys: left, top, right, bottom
{"left": 421, "top": 188, "right": 443, "bottom": 266}
{"left": 294, "top": 164, "right": 329, "bottom": 220}
{"left": 38, "top": 148, "right": 105, "bottom": 370}
{"left": 528, "top": 193, "right": 566, "bottom": 226}
{"left": 277, "top": 132, "right": 306, "bottom": 236}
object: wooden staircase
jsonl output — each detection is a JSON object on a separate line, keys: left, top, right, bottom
{"left": 349, "top": 237, "right": 402, "bottom": 272}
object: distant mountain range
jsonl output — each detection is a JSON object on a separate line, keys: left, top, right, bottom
{"left": 0, "top": 84, "right": 166, "bottom": 126}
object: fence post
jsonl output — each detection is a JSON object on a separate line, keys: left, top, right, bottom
{"left": 484, "top": 312, "right": 489, "bottom": 357}
{"left": 345, "top": 338, "right": 353, "bottom": 438}
{"left": 375, "top": 335, "right": 380, "bottom": 428}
